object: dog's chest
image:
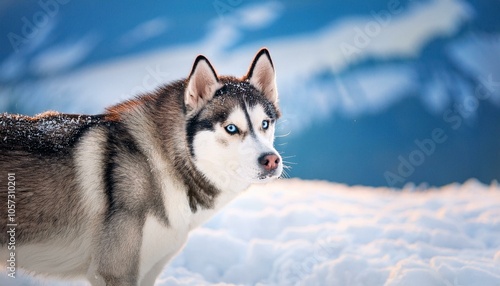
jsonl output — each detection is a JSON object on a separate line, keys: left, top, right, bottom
{"left": 138, "top": 184, "right": 191, "bottom": 278}
{"left": 138, "top": 184, "right": 239, "bottom": 279}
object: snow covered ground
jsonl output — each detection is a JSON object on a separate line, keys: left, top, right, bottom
{"left": 3, "top": 179, "right": 500, "bottom": 285}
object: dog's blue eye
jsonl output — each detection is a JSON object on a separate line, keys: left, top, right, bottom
{"left": 262, "top": 120, "right": 269, "bottom": 130}
{"left": 225, "top": 124, "right": 239, "bottom": 134}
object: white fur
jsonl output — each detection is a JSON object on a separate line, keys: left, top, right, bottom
{"left": 73, "top": 128, "right": 109, "bottom": 281}
{"left": 138, "top": 215, "right": 187, "bottom": 285}
{"left": 74, "top": 128, "right": 107, "bottom": 217}
{"left": 16, "top": 233, "right": 92, "bottom": 278}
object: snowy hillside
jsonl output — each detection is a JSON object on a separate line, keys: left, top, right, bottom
{"left": 4, "top": 179, "right": 500, "bottom": 285}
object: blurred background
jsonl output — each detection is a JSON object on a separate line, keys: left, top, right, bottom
{"left": 1, "top": 0, "right": 499, "bottom": 188}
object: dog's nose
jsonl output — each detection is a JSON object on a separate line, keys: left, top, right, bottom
{"left": 258, "top": 153, "right": 280, "bottom": 171}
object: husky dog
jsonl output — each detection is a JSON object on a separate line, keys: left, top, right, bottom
{"left": 0, "top": 48, "right": 282, "bottom": 285}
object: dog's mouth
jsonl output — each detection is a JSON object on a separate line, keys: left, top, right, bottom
{"left": 257, "top": 169, "right": 281, "bottom": 181}
{"left": 232, "top": 164, "right": 282, "bottom": 183}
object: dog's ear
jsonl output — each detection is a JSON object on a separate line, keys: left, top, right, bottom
{"left": 185, "top": 55, "right": 222, "bottom": 114}
{"left": 246, "top": 48, "right": 278, "bottom": 104}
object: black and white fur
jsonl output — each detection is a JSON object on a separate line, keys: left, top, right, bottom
{"left": 0, "top": 48, "right": 282, "bottom": 285}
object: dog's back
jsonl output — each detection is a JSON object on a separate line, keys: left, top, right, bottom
{"left": 0, "top": 112, "right": 105, "bottom": 153}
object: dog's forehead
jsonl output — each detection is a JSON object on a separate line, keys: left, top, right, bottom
{"left": 205, "top": 79, "right": 279, "bottom": 119}
{"left": 214, "top": 80, "right": 259, "bottom": 102}
{"left": 197, "top": 81, "right": 248, "bottom": 116}
{"left": 199, "top": 94, "right": 239, "bottom": 122}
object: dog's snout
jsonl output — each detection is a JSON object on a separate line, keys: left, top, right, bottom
{"left": 258, "top": 153, "right": 280, "bottom": 171}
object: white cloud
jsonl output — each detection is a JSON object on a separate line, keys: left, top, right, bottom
{"left": 119, "top": 17, "right": 169, "bottom": 47}
{"left": 0, "top": 20, "right": 57, "bottom": 81}
{"left": 282, "top": 64, "right": 419, "bottom": 129}
{"left": 0, "top": 53, "right": 25, "bottom": 81}
{"left": 30, "top": 34, "right": 99, "bottom": 75}
{"left": 239, "top": 0, "right": 472, "bottom": 80}
{"left": 448, "top": 33, "right": 500, "bottom": 105}
{"left": 236, "top": 1, "right": 282, "bottom": 30}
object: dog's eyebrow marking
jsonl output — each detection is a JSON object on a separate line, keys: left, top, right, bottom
{"left": 241, "top": 101, "right": 255, "bottom": 137}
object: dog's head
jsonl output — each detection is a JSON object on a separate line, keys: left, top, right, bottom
{"left": 185, "top": 48, "right": 282, "bottom": 191}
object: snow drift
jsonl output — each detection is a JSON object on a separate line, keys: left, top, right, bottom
{"left": 4, "top": 179, "right": 500, "bottom": 285}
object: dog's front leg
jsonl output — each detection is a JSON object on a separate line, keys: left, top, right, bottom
{"left": 89, "top": 212, "right": 144, "bottom": 286}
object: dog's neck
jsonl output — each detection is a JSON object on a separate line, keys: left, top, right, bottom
{"left": 124, "top": 88, "right": 242, "bottom": 213}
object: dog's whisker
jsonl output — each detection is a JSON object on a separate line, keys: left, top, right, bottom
{"left": 275, "top": 129, "right": 292, "bottom": 137}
